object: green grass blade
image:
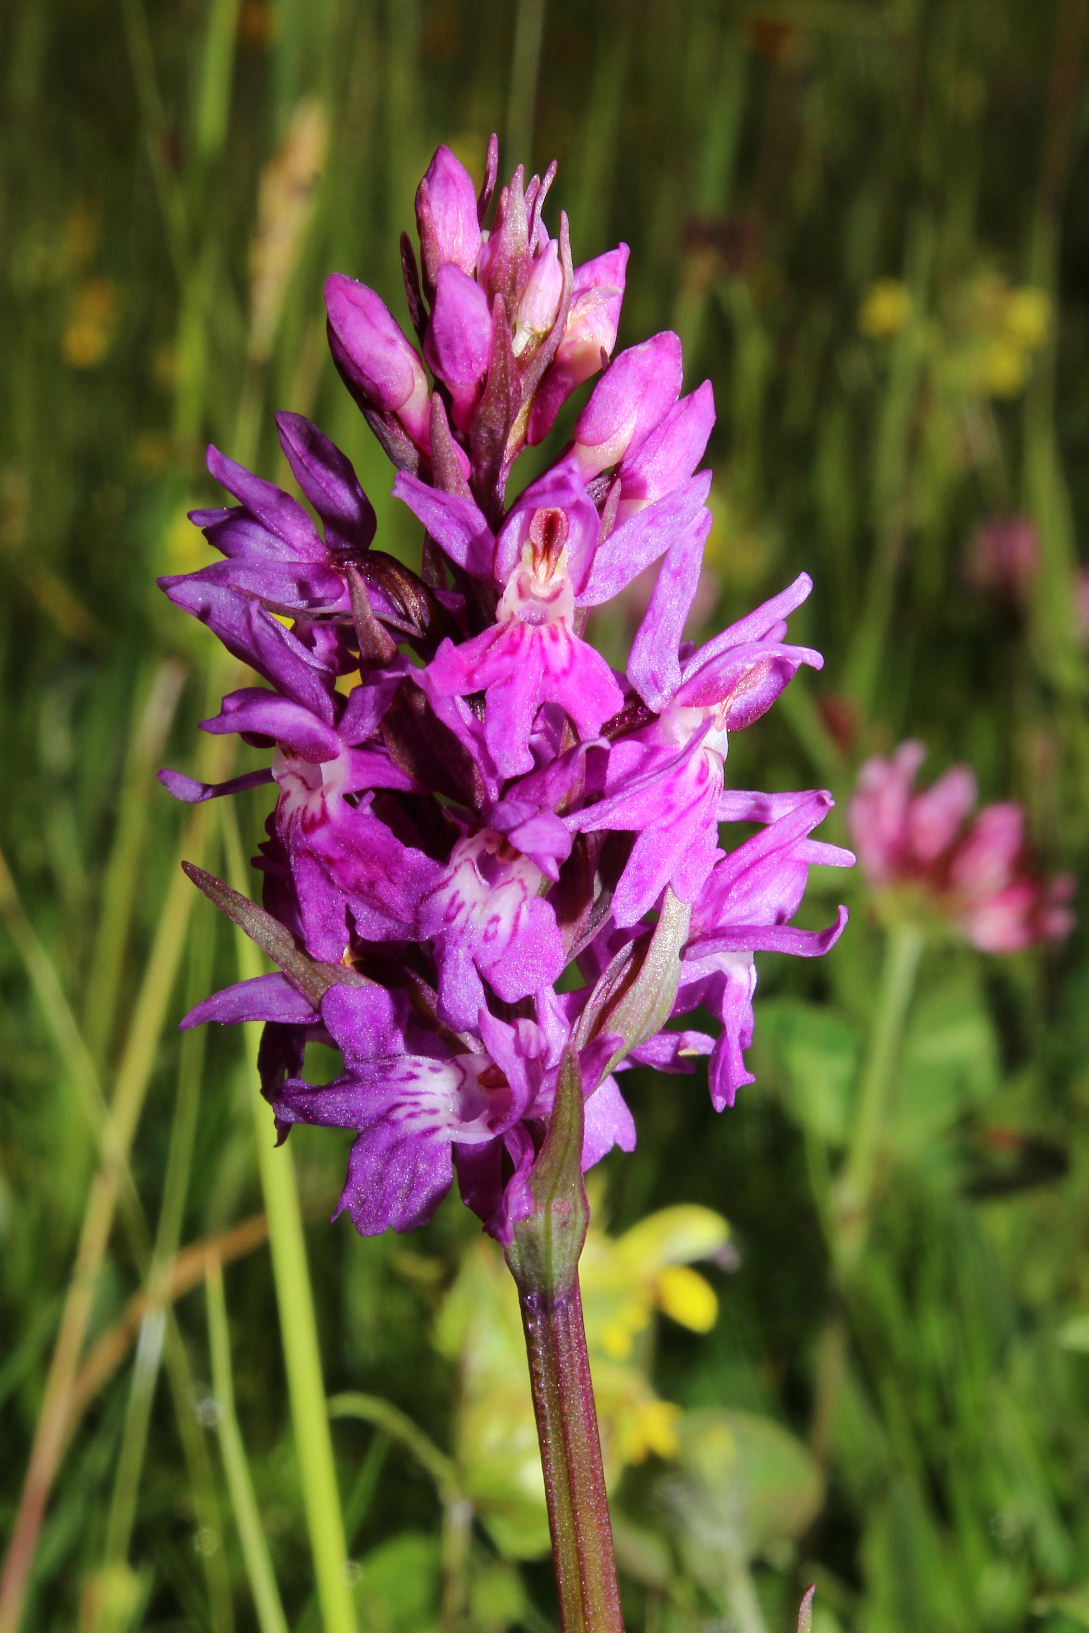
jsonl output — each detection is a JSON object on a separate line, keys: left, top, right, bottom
{"left": 222, "top": 804, "right": 358, "bottom": 1633}
{"left": 204, "top": 1257, "right": 291, "bottom": 1633}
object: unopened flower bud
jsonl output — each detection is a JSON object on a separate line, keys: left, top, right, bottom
{"left": 527, "top": 245, "right": 628, "bottom": 443}
{"left": 572, "top": 332, "right": 683, "bottom": 477}
{"left": 325, "top": 274, "right": 431, "bottom": 445}
{"left": 424, "top": 263, "right": 494, "bottom": 429}
{"left": 513, "top": 240, "right": 564, "bottom": 357}
{"left": 415, "top": 145, "right": 482, "bottom": 289}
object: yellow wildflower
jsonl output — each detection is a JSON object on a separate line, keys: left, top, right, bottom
{"left": 656, "top": 1264, "right": 719, "bottom": 1333}
{"left": 1004, "top": 286, "right": 1051, "bottom": 350}
{"left": 981, "top": 338, "right": 1028, "bottom": 398}
{"left": 858, "top": 278, "right": 913, "bottom": 340}
{"left": 62, "top": 277, "right": 119, "bottom": 369}
{"left": 619, "top": 1398, "right": 681, "bottom": 1463}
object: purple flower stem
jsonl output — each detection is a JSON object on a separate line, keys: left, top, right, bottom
{"left": 517, "top": 1272, "right": 625, "bottom": 1633}
{"left": 503, "top": 1051, "right": 625, "bottom": 1631}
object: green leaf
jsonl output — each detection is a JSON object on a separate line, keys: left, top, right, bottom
{"left": 504, "top": 1047, "right": 588, "bottom": 1298}
{"left": 656, "top": 1408, "right": 825, "bottom": 1573}
{"left": 355, "top": 1533, "right": 440, "bottom": 1633}
{"left": 754, "top": 998, "right": 862, "bottom": 1145}
{"left": 894, "top": 974, "right": 999, "bottom": 1152}
{"left": 575, "top": 888, "right": 692, "bottom": 1075}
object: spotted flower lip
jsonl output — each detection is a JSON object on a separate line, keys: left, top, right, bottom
{"left": 419, "top": 824, "right": 567, "bottom": 1030}
{"left": 165, "top": 137, "right": 854, "bottom": 1241}
{"left": 397, "top": 464, "right": 713, "bottom": 775}
{"left": 849, "top": 741, "right": 1074, "bottom": 952}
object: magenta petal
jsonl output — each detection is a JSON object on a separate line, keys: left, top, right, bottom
{"left": 582, "top": 1075, "right": 636, "bottom": 1168}
{"left": 677, "top": 641, "right": 824, "bottom": 729}
{"left": 275, "top": 412, "right": 377, "bottom": 557}
{"left": 480, "top": 629, "right": 544, "bottom": 776}
{"left": 424, "top": 264, "right": 494, "bottom": 425}
{"left": 685, "top": 574, "right": 814, "bottom": 673}
{"left": 432, "top": 934, "right": 489, "bottom": 1031}
{"left": 572, "top": 332, "right": 684, "bottom": 476}
{"left": 692, "top": 906, "right": 849, "bottom": 960}
{"left": 393, "top": 474, "right": 495, "bottom": 578}
{"left": 181, "top": 972, "right": 320, "bottom": 1029}
{"left": 627, "top": 509, "right": 713, "bottom": 710}
{"left": 718, "top": 788, "right": 825, "bottom": 823}
{"left": 320, "top": 983, "right": 412, "bottom": 1061}
{"left": 336, "top": 1111, "right": 455, "bottom": 1234}
{"left": 579, "top": 472, "right": 712, "bottom": 607}
{"left": 307, "top": 811, "right": 442, "bottom": 940}
{"left": 481, "top": 896, "right": 565, "bottom": 1003}
{"left": 610, "top": 797, "right": 717, "bottom": 927}
{"left": 618, "top": 381, "right": 716, "bottom": 512}
{"left": 536, "top": 624, "right": 625, "bottom": 744}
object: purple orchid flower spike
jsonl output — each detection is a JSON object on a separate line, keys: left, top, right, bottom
{"left": 163, "top": 136, "right": 854, "bottom": 1633}
{"left": 167, "top": 137, "right": 850, "bottom": 1240}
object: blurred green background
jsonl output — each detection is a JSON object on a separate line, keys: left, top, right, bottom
{"left": 2, "top": 2, "right": 1087, "bottom": 1630}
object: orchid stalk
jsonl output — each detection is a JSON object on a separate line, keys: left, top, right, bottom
{"left": 162, "top": 137, "right": 852, "bottom": 1629}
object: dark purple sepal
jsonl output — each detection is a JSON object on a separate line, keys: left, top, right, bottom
{"left": 159, "top": 577, "right": 338, "bottom": 718}
{"left": 158, "top": 767, "right": 276, "bottom": 803}
{"left": 274, "top": 411, "right": 378, "bottom": 559}
{"left": 181, "top": 971, "right": 320, "bottom": 1029}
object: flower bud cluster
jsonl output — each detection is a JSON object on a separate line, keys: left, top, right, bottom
{"left": 161, "top": 142, "right": 851, "bottom": 1242}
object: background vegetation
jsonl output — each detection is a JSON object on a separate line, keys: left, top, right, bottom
{"left": 2, "top": 2, "right": 1086, "bottom": 1629}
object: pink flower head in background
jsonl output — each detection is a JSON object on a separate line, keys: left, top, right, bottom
{"left": 849, "top": 741, "right": 1074, "bottom": 951}
{"left": 963, "top": 515, "right": 1040, "bottom": 607}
